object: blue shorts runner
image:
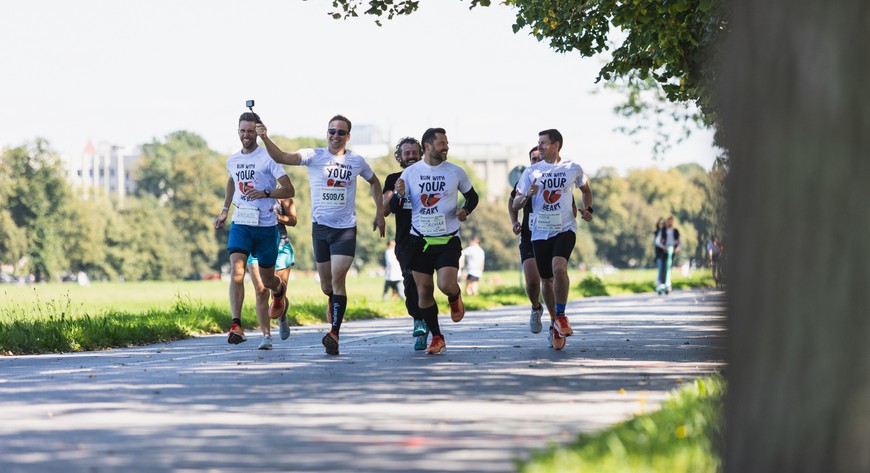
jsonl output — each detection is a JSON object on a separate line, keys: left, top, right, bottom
{"left": 227, "top": 224, "right": 280, "bottom": 269}
{"left": 248, "top": 239, "right": 295, "bottom": 270}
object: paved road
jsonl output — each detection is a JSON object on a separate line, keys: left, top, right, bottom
{"left": 0, "top": 289, "right": 725, "bottom": 473}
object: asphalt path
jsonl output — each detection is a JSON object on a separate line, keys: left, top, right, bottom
{"left": 0, "top": 289, "right": 726, "bottom": 473}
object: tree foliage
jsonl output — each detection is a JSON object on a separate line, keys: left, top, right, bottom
{"left": 2, "top": 140, "right": 74, "bottom": 281}
{"left": 323, "top": 0, "right": 727, "bottom": 127}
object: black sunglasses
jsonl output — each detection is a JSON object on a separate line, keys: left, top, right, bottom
{"left": 327, "top": 128, "right": 349, "bottom": 137}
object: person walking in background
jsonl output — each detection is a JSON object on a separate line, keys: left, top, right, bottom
{"left": 461, "top": 237, "right": 485, "bottom": 296}
{"left": 214, "top": 111, "right": 295, "bottom": 346}
{"left": 256, "top": 114, "right": 386, "bottom": 356}
{"left": 394, "top": 127, "right": 479, "bottom": 355}
{"left": 383, "top": 137, "right": 428, "bottom": 350}
{"left": 247, "top": 197, "right": 297, "bottom": 350}
{"left": 512, "top": 129, "right": 593, "bottom": 351}
{"left": 655, "top": 216, "right": 681, "bottom": 294}
{"left": 707, "top": 235, "right": 724, "bottom": 287}
{"left": 653, "top": 217, "right": 667, "bottom": 289}
{"left": 383, "top": 240, "right": 405, "bottom": 301}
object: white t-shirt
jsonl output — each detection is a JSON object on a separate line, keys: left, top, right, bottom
{"left": 226, "top": 146, "right": 287, "bottom": 227}
{"left": 298, "top": 148, "right": 374, "bottom": 229}
{"left": 462, "top": 244, "right": 485, "bottom": 278}
{"left": 384, "top": 248, "right": 403, "bottom": 282}
{"left": 516, "top": 159, "right": 588, "bottom": 241}
{"left": 399, "top": 160, "right": 473, "bottom": 237}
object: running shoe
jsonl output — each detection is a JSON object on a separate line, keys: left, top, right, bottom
{"left": 278, "top": 310, "right": 290, "bottom": 341}
{"left": 552, "top": 328, "right": 566, "bottom": 351}
{"left": 227, "top": 322, "right": 247, "bottom": 345}
{"left": 413, "top": 319, "right": 429, "bottom": 337}
{"left": 322, "top": 331, "right": 339, "bottom": 356}
{"left": 414, "top": 334, "right": 428, "bottom": 351}
{"left": 425, "top": 335, "right": 446, "bottom": 355}
{"left": 269, "top": 281, "right": 287, "bottom": 319}
{"left": 553, "top": 315, "right": 574, "bottom": 337}
{"left": 449, "top": 294, "right": 465, "bottom": 322}
{"left": 529, "top": 305, "right": 544, "bottom": 334}
{"left": 258, "top": 334, "right": 273, "bottom": 350}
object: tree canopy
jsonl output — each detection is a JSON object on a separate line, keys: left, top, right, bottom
{"left": 325, "top": 0, "right": 727, "bottom": 129}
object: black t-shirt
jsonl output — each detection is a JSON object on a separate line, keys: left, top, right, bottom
{"left": 384, "top": 171, "right": 412, "bottom": 246}
{"left": 510, "top": 183, "right": 533, "bottom": 242}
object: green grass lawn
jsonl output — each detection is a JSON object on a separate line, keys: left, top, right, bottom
{"left": 0, "top": 268, "right": 715, "bottom": 355}
{"left": 519, "top": 376, "right": 724, "bottom": 473}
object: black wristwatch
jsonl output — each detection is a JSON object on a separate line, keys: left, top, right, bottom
{"left": 585, "top": 206, "right": 593, "bottom": 214}
{"left": 264, "top": 189, "right": 271, "bottom": 198}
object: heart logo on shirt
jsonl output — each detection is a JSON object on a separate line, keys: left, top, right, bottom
{"left": 420, "top": 193, "right": 442, "bottom": 207}
{"left": 543, "top": 189, "right": 561, "bottom": 204}
{"left": 326, "top": 179, "right": 347, "bottom": 188}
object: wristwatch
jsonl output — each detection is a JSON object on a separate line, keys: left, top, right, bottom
{"left": 585, "top": 206, "right": 593, "bottom": 214}
{"left": 264, "top": 189, "right": 271, "bottom": 198}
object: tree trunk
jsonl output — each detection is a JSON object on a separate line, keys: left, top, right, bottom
{"left": 721, "top": 2, "right": 870, "bottom": 472}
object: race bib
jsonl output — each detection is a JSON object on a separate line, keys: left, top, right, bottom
{"left": 418, "top": 214, "right": 447, "bottom": 235}
{"left": 233, "top": 207, "right": 259, "bottom": 226}
{"left": 320, "top": 187, "right": 347, "bottom": 207}
{"left": 535, "top": 211, "right": 562, "bottom": 232}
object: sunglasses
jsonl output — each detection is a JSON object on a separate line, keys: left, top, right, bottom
{"left": 327, "top": 128, "right": 349, "bottom": 137}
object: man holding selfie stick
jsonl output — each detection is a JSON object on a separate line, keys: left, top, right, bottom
{"left": 256, "top": 114, "right": 386, "bottom": 356}
{"left": 215, "top": 109, "right": 295, "bottom": 345}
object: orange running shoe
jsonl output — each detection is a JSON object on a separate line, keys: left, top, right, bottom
{"left": 269, "top": 281, "right": 287, "bottom": 319}
{"left": 553, "top": 315, "right": 573, "bottom": 337}
{"left": 322, "top": 330, "right": 339, "bottom": 356}
{"left": 227, "top": 322, "right": 247, "bottom": 345}
{"left": 449, "top": 294, "right": 465, "bottom": 322}
{"left": 551, "top": 327, "right": 566, "bottom": 351}
{"left": 426, "top": 335, "right": 446, "bottom": 355}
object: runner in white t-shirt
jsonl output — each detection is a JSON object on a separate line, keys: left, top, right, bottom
{"left": 394, "top": 127, "right": 479, "bottom": 355}
{"left": 214, "top": 111, "right": 296, "bottom": 346}
{"left": 513, "top": 128, "right": 593, "bottom": 351}
{"left": 256, "top": 114, "right": 386, "bottom": 356}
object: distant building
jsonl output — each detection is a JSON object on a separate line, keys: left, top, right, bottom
{"left": 63, "top": 141, "right": 140, "bottom": 203}
{"left": 448, "top": 143, "right": 527, "bottom": 201}
{"left": 348, "top": 124, "right": 391, "bottom": 160}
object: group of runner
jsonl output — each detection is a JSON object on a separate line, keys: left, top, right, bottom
{"left": 215, "top": 111, "right": 594, "bottom": 355}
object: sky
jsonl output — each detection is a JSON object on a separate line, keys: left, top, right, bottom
{"left": 1, "top": 0, "right": 720, "bottom": 174}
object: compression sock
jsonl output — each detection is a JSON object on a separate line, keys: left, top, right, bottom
{"left": 420, "top": 304, "right": 441, "bottom": 336}
{"left": 556, "top": 303, "right": 566, "bottom": 316}
{"left": 326, "top": 292, "right": 334, "bottom": 322}
{"left": 331, "top": 295, "right": 347, "bottom": 334}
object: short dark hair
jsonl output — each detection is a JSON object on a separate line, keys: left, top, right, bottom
{"left": 239, "top": 112, "right": 260, "bottom": 125}
{"left": 538, "top": 129, "right": 563, "bottom": 150}
{"left": 421, "top": 127, "right": 446, "bottom": 147}
{"left": 329, "top": 114, "right": 352, "bottom": 132}
{"left": 528, "top": 146, "right": 538, "bottom": 159}
{"left": 394, "top": 137, "right": 422, "bottom": 165}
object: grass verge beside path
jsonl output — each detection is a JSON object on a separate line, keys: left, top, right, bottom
{"left": 0, "top": 269, "right": 715, "bottom": 355}
{"left": 519, "top": 376, "right": 725, "bottom": 473}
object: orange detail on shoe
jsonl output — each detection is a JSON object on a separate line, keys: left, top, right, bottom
{"left": 449, "top": 295, "right": 465, "bottom": 322}
{"left": 227, "top": 322, "right": 247, "bottom": 344}
{"left": 269, "top": 281, "right": 288, "bottom": 319}
{"left": 426, "top": 335, "right": 446, "bottom": 355}
{"left": 552, "top": 329, "right": 566, "bottom": 350}
{"left": 554, "top": 315, "right": 573, "bottom": 337}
